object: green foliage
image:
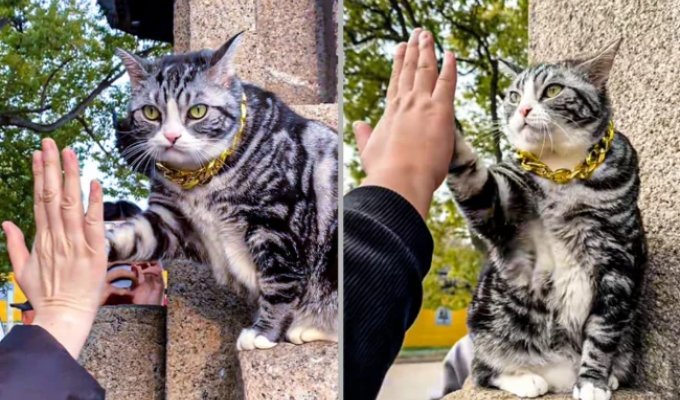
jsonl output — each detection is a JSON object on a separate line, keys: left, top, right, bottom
{"left": 0, "top": 0, "right": 169, "bottom": 281}
{"left": 344, "top": 0, "right": 528, "bottom": 310}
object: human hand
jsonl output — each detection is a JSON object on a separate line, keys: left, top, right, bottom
{"left": 130, "top": 262, "right": 165, "bottom": 305}
{"left": 2, "top": 138, "right": 107, "bottom": 359}
{"left": 100, "top": 266, "right": 137, "bottom": 305}
{"left": 355, "top": 29, "right": 457, "bottom": 218}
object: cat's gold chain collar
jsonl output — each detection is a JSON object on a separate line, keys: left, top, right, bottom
{"left": 516, "top": 120, "right": 616, "bottom": 184}
{"left": 155, "top": 93, "right": 247, "bottom": 190}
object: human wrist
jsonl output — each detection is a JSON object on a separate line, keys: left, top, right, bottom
{"left": 32, "top": 307, "right": 97, "bottom": 359}
{"left": 361, "top": 166, "right": 436, "bottom": 219}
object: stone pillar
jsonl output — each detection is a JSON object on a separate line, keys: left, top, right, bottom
{"left": 79, "top": 306, "right": 166, "bottom": 400}
{"left": 445, "top": 1, "right": 679, "bottom": 399}
{"left": 173, "top": 0, "right": 337, "bottom": 104}
{"left": 530, "top": 1, "right": 680, "bottom": 398}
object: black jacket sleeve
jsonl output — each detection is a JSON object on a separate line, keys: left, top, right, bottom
{"left": 343, "top": 186, "right": 434, "bottom": 400}
{"left": 0, "top": 325, "right": 104, "bottom": 400}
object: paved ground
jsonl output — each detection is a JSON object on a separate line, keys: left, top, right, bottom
{"left": 377, "top": 361, "right": 442, "bottom": 400}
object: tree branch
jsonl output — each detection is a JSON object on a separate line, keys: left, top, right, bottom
{"left": 76, "top": 116, "right": 113, "bottom": 158}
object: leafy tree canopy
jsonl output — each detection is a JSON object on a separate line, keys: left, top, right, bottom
{"left": 0, "top": 0, "right": 169, "bottom": 281}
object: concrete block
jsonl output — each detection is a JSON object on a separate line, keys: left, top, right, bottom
{"left": 165, "top": 261, "right": 252, "bottom": 400}
{"left": 79, "top": 305, "right": 166, "bottom": 400}
{"left": 238, "top": 342, "right": 338, "bottom": 399}
{"left": 292, "top": 103, "right": 339, "bottom": 129}
{"left": 530, "top": 0, "right": 680, "bottom": 397}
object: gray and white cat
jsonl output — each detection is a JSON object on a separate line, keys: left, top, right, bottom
{"left": 445, "top": 39, "right": 646, "bottom": 399}
{"left": 108, "top": 32, "right": 338, "bottom": 350}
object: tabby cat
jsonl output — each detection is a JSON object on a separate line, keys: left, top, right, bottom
{"left": 108, "top": 32, "right": 338, "bottom": 350}
{"left": 446, "top": 39, "right": 646, "bottom": 400}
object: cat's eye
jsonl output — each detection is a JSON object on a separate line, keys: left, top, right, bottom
{"left": 142, "top": 105, "right": 161, "bottom": 121}
{"left": 507, "top": 91, "right": 521, "bottom": 105}
{"left": 188, "top": 104, "right": 208, "bottom": 120}
{"left": 544, "top": 84, "right": 563, "bottom": 99}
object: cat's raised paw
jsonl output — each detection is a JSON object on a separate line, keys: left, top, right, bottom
{"left": 236, "top": 328, "right": 278, "bottom": 351}
{"left": 286, "top": 327, "right": 337, "bottom": 345}
{"left": 573, "top": 381, "right": 611, "bottom": 400}
{"left": 494, "top": 373, "right": 549, "bottom": 398}
{"left": 608, "top": 376, "right": 619, "bottom": 390}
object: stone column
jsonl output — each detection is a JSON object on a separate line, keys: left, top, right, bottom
{"left": 79, "top": 306, "right": 166, "bottom": 400}
{"left": 445, "top": 1, "right": 679, "bottom": 399}
{"left": 168, "top": 1, "right": 338, "bottom": 399}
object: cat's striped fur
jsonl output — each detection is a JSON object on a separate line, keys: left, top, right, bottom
{"left": 445, "top": 39, "right": 646, "bottom": 399}
{"left": 108, "top": 33, "right": 338, "bottom": 350}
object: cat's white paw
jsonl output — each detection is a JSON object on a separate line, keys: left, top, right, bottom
{"left": 286, "top": 327, "right": 337, "bottom": 345}
{"left": 494, "top": 373, "right": 549, "bottom": 398}
{"left": 608, "top": 376, "right": 619, "bottom": 390}
{"left": 236, "top": 328, "right": 278, "bottom": 351}
{"left": 573, "top": 381, "right": 611, "bottom": 400}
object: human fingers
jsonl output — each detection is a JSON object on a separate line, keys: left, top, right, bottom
{"left": 2, "top": 221, "right": 30, "bottom": 280}
{"left": 353, "top": 121, "right": 373, "bottom": 155}
{"left": 32, "top": 151, "right": 47, "bottom": 234}
{"left": 386, "top": 43, "right": 407, "bottom": 101}
{"left": 84, "top": 180, "right": 105, "bottom": 252}
{"left": 61, "top": 148, "right": 86, "bottom": 242}
{"left": 432, "top": 51, "right": 458, "bottom": 103}
{"left": 41, "top": 139, "right": 64, "bottom": 234}
{"left": 398, "top": 28, "right": 422, "bottom": 93}
{"left": 414, "top": 30, "right": 438, "bottom": 94}
{"left": 132, "top": 265, "right": 146, "bottom": 284}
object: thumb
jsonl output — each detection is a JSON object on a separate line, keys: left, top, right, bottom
{"left": 2, "top": 221, "right": 30, "bottom": 279}
{"left": 353, "top": 121, "right": 373, "bottom": 155}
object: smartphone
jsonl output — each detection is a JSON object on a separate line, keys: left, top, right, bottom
{"left": 107, "top": 264, "right": 134, "bottom": 289}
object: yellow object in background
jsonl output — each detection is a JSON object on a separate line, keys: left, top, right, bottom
{"left": 402, "top": 308, "right": 468, "bottom": 348}
{"left": 0, "top": 273, "right": 27, "bottom": 324}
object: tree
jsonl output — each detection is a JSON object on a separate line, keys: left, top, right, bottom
{"left": 344, "top": 0, "right": 528, "bottom": 310}
{"left": 0, "top": 0, "right": 169, "bottom": 281}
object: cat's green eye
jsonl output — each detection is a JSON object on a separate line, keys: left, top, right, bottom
{"left": 142, "top": 105, "right": 161, "bottom": 121}
{"left": 508, "top": 91, "right": 521, "bottom": 105}
{"left": 188, "top": 104, "right": 208, "bottom": 120}
{"left": 544, "top": 84, "right": 563, "bottom": 99}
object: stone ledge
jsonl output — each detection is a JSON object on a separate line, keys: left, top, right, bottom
{"left": 79, "top": 305, "right": 166, "bottom": 400}
{"left": 238, "top": 342, "right": 338, "bottom": 399}
{"left": 443, "top": 385, "right": 657, "bottom": 400}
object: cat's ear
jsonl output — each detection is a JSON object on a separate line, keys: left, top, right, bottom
{"left": 115, "top": 49, "right": 149, "bottom": 88}
{"left": 575, "top": 38, "right": 622, "bottom": 89}
{"left": 208, "top": 31, "right": 245, "bottom": 86}
{"left": 498, "top": 59, "right": 523, "bottom": 78}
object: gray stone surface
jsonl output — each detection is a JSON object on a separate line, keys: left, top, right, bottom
{"left": 165, "top": 261, "right": 253, "bottom": 400}
{"left": 174, "top": 0, "right": 337, "bottom": 104}
{"left": 238, "top": 342, "right": 339, "bottom": 399}
{"left": 443, "top": 385, "right": 656, "bottom": 400}
{"left": 530, "top": 0, "right": 680, "bottom": 398}
{"left": 79, "top": 305, "right": 166, "bottom": 400}
{"left": 292, "top": 103, "right": 339, "bottom": 129}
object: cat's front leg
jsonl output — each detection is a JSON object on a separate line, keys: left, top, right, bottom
{"left": 107, "top": 203, "right": 189, "bottom": 263}
{"left": 446, "top": 131, "right": 528, "bottom": 245}
{"left": 236, "top": 228, "right": 304, "bottom": 351}
{"left": 573, "top": 254, "right": 638, "bottom": 400}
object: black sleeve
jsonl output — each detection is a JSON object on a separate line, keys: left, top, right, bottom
{"left": 343, "top": 186, "right": 434, "bottom": 400}
{"left": 0, "top": 325, "right": 104, "bottom": 400}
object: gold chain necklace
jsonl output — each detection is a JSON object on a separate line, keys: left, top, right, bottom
{"left": 156, "top": 93, "right": 248, "bottom": 190}
{"left": 516, "top": 120, "right": 616, "bottom": 184}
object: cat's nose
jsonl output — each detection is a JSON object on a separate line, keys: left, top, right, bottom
{"left": 519, "top": 106, "right": 532, "bottom": 117}
{"left": 164, "top": 131, "right": 181, "bottom": 145}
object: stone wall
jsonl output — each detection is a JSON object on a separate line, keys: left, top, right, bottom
{"left": 530, "top": 1, "right": 680, "bottom": 398}
{"left": 79, "top": 306, "right": 166, "bottom": 399}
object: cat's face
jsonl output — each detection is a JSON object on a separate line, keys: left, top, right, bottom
{"left": 500, "top": 39, "right": 621, "bottom": 155}
{"left": 116, "top": 33, "right": 244, "bottom": 171}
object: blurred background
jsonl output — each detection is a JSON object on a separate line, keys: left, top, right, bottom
{"left": 0, "top": 0, "right": 171, "bottom": 328}
{"left": 343, "top": 0, "right": 527, "bottom": 398}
